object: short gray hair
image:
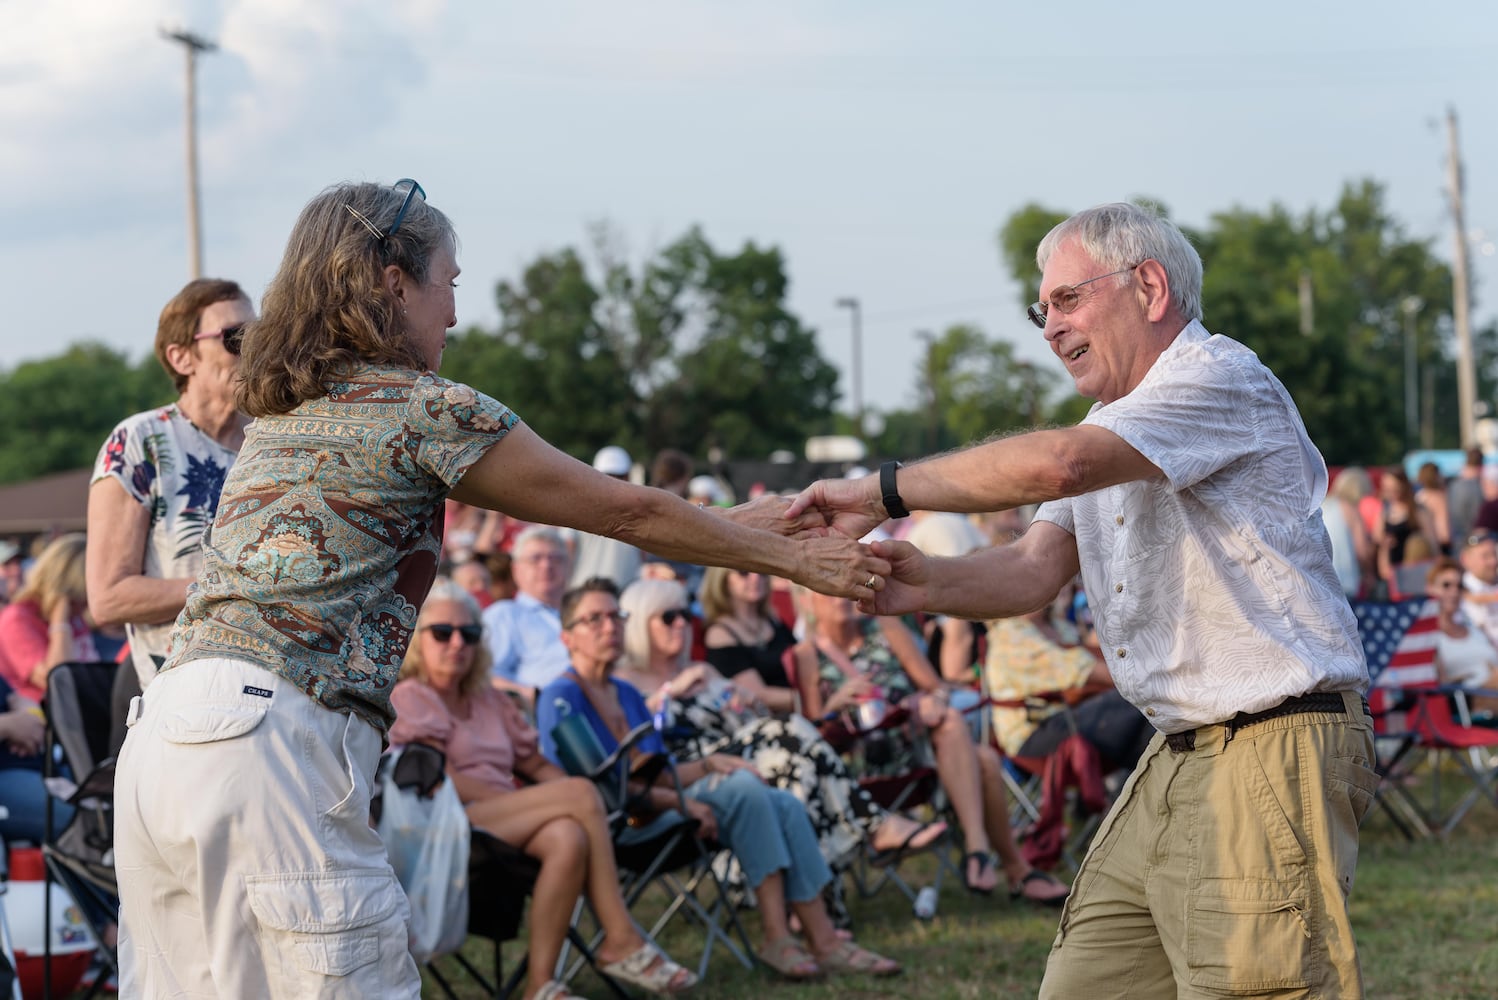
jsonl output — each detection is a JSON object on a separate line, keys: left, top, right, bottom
{"left": 513, "top": 525, "right": 567, "bottom": 558}
{"left": 1036, "top": 202, "right": 1203, "bottom": 323}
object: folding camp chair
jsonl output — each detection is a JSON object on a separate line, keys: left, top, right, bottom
{"left": 552, "top": 719, "right": 755, "bottom": 982}
{"left": 372, "top": 743, "right": 630, "bottom": 1000}
{"left": 775, "top": 646, "right": 957, "bottom": 921}
{"left": 1351, "top": 597, "right": 1498, "bottom": 838}
{"left": 39, "top": 660, "right": 119, "bottom": 1000}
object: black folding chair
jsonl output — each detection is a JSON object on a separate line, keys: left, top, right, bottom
{"left": 553, "top": 720, "right": 756, "bottom": 981}
{"left": 374, "top": 744, "right": 629, "bottom": 1000}
{"left": 40, "top": 661, "right": 119, "bottom": 1000}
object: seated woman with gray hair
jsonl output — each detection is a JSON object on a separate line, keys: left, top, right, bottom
{"left": 613, "top": 577, "right": 946, "bottom": 878}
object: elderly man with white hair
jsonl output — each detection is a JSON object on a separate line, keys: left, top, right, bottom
{"left": 483, "top": 525, "right": 575, "bottom": 700}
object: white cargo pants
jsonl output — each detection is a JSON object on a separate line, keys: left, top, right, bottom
{"left": 114, "top": 657, "right": 421, "bottom": 998}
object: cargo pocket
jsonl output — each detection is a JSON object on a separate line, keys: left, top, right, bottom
{"left": 1186, "top": 889, "right": 1313, "bottom": 994}
{"left": 158, "top": 700, "right": 270, "bottom": 745}
{"left": 246, "top": 870, "right": 402, "bottom": 984}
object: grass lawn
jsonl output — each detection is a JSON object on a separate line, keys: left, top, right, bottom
{"left": 423, "top": 775, "right": 1498, "bottom": 1000}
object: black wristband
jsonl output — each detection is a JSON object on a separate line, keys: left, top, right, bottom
{"left": 880, "top": 460, "right": 910, "bottom": 519}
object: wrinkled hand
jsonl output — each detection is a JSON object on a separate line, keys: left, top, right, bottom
{"left": 685, "top": 797, "right": 719, "bottom": 841}
{"left": 827, "top": 675, "right": 876, "bottom": 714}
{"left": 784, "top": 477, "right": 885, "bottom": 540}
{"left": 706, "top": 753, "right": 763, "bottom": 782}
{"left": 670, "top": 665, "right": 711, "bottom": 699}
{"left": 722, "top": 493, "right": 829, "bottom": 539}
{"left": 0, "top": 710, "right": 44, "bottom": 757}
{"left": 793, "top": 535, "right": 891, "bottom": 603}
{"left": 855, "top": 539, "right": 931, "bottom": 617}
{"left": 916, "top": 689, "right": 951, "bottom": 729}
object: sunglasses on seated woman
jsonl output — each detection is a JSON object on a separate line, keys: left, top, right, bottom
{"left": 424, "top": 623, "right": 482, "bottom": 645}
{"left": 660, "top": 608, "right": 692, "bottom": 626}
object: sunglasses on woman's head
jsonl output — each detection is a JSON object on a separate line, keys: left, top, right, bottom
{"left": 424, "top": 623, "right": 482, "bottom": 645}
{"left": 660, "top": 608, "right": 691, "bottom": 626}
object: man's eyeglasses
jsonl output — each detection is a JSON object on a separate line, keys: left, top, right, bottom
{"left": 1464, "top": 531, "right": 1498, "bottom": 549}
{"left": 659, "top": 608, "right": 691, "bottom": 626}
{"left": 1027, "top": 264, "right": 1140, "bottom": 329}
{"left": 424, "top": 623, "right": 482, "bottom": 646}
{"left": 344, "top": 177, "right": 427, "bottom": 245}
{"left": 518, "top": 552, "right": 568, "bottom": 565}
{"left": 565, "top": 610, "right": 629, "bottom": 631}
{"left": 194, "top": 323, "right": 246, "bottom": 355}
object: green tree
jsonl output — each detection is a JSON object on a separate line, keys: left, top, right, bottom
{"left": 996, "top": 203, "right": 1068, "bottom": 311}
{"left": 443, "top": 248, "right": 638, "bottom": 458}
{"left": 872, "top": 324, "right": 1061, "bottom": 457}
{"left": 0, "top": 344, "right": 172, "bottom": 483}
{"left": 441, "top": 226, "right": 840, "bottom": 463}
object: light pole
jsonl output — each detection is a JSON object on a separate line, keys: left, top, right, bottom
{"left": 161, "top": 27, "right": 217, "bottom": 279}
{"left": 835, "top": 297, "right": 863, "bottom": 438}
{"left": 916, "top": 329, "right": 938, "bottom": 451}
{"left": 1402, "top": 296, "right": 1423, "bottom": 454}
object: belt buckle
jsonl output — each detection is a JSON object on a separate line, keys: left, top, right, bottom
{"left": 1165, "top": 730, "right": 1196, "bottom": 753}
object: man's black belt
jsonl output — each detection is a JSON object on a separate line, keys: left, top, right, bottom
{"left": 1164, "top": 692, "right": 1353, "bottom": 753}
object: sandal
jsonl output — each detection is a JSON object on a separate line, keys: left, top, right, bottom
{"left": 868, "top": 819, "right": 949, "bottom": 867}
{"left": 757, "top": 935, "right": 823, "bottom": 980}
{"left": 1010, "top": 868, "right": 1070, "bottom": 908}
{"left": 814, "top": 939, "right": 902, "bottom": 977}
{"left": 532, "top": 981, "right": 583, "bottom": 1000}
{"left": 963, "top": 850, "right": 998, "bottom": 896}
{"left": 599, "top": 942, "right": 698, "bottom": 994}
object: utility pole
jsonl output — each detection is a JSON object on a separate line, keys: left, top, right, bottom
{"left": 1446, "top": 106, "right": 1477, "bottom": 449}
{"left": 161, "top": 28, "right": 217, "bottom": 280}
{"left": 916, "top": 329, "right": 938, "bottom": 452}
{"left": 834, "top": 297, "right": 863, "bottom": 438}
{"left": 1402, "top": 296, "right": 1422, "bottom": 453}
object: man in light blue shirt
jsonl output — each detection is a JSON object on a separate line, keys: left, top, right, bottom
{"left": 483, "top": 525, "right": 573, "bottom": 698}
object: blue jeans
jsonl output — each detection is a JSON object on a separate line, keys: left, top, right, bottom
{"left": 691, "top": 770, "right": 831, "bottom": 903}
{"left": 0, "top": 766, "right": 73, "bottom": 845}
{"left": 620, "top": 770, "right": 834, "bottom": 902}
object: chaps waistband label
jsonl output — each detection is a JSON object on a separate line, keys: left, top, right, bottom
{"left": 242, "top": 685, "right": 274, "bottom": 698}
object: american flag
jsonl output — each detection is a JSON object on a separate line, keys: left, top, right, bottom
{"left": 1349, "top": 598, "right": 1440, "bottom": 726}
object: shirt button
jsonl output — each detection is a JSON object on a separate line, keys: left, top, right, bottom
{"left": 1145, "top": 707, "right": 1156, "bottom": 717}
{"left": 1116, "top": 648, "right": 1127, "bottom": 659}
{"left": 1115, "top": 515, "right": 1124, "bottom": 525}
{"left": 1115, "top": 582, "right": 1124, "bottom": 593}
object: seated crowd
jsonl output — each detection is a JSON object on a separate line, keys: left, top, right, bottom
{"left": 368, "top": 481, "right": 1160, "bottom": 996}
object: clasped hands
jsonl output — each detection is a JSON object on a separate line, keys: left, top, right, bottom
{"left": 721, "top": 481, "right": 927, "bottom": 615}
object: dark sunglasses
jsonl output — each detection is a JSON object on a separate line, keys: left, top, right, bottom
{"left": 660, "top": 608, "right": 691, "bottom": 626}
{"left": 194, "top": 323, "right": 245, "bottom": 355}
{"left": 425, "top": 623, "right": 482, "bottom": 645}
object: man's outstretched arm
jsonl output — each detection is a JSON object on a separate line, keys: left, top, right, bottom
{"left": 788, "top": 424, "right": 1159, "bottom": 540}
{"left": 861, "top": 521, "right": 1081, "bottom": 622}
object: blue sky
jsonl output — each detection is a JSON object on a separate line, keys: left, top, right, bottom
{"left": 3, "top": 0, "right": 1495, "bottom": 435}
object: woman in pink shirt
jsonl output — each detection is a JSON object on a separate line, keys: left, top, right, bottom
{"left": 389, "top": 578, "right": 695, "bottom": 1000}
{"left": 0, "top": 534, "right": 98, "bottom": 703}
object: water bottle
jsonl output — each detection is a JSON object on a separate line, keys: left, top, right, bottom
{"left": 913, "top": 885, "right": 939, "bottom": 920}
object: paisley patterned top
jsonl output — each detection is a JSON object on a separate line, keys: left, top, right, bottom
{"left": 1034, "top": 320, "right": 1367, "bottom": 733}
{"left": 92, "top": 403, "right": 239, "bottom": 688}
{"left": 163, "top": 366, "right": 519, "bottom": 733}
